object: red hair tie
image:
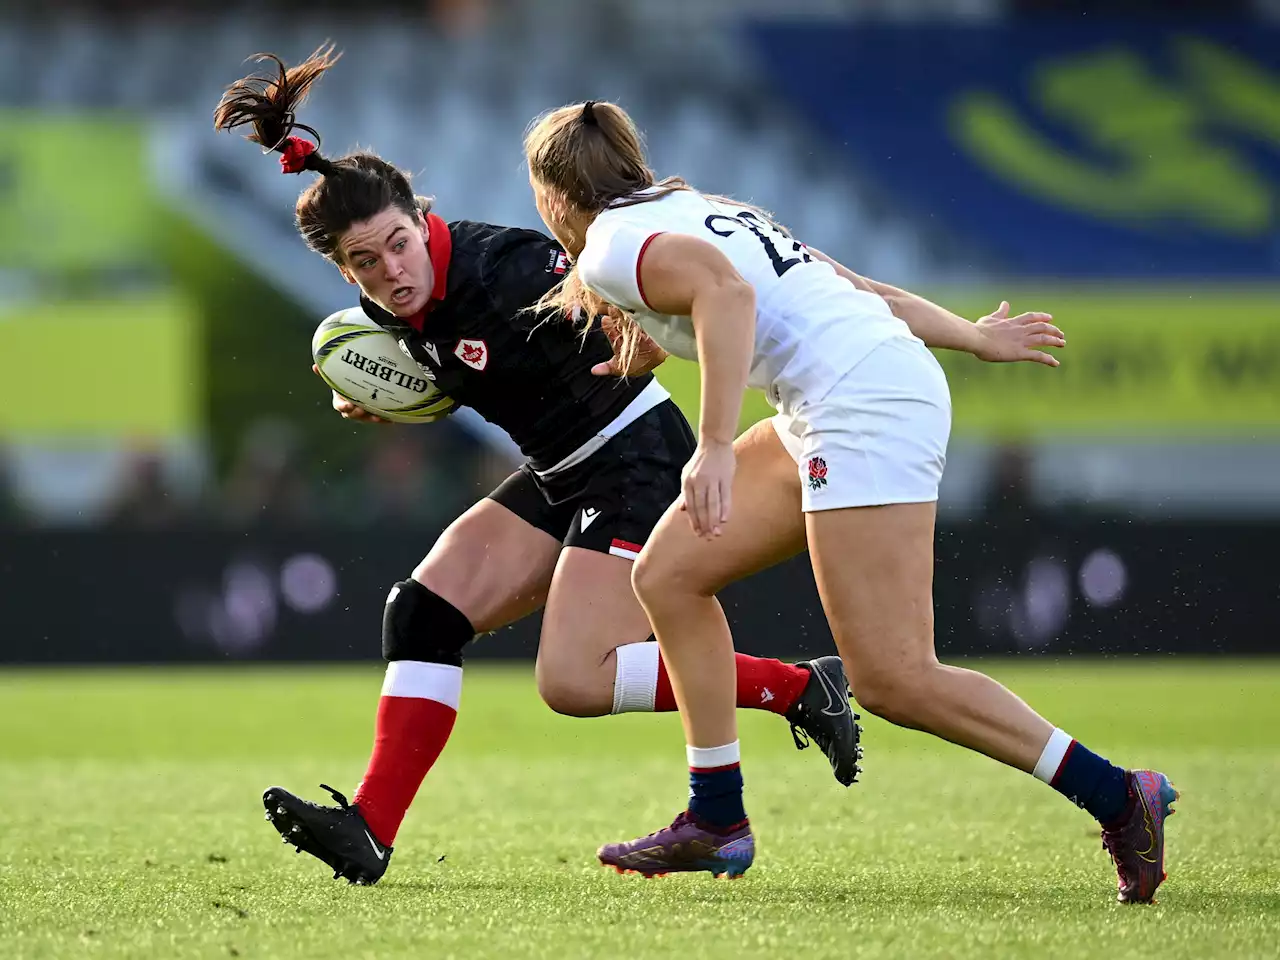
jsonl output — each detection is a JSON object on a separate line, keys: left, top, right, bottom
{"left": 279, "top": 136, "right": 317, "bottom": 174}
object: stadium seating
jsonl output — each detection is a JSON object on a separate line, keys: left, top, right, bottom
{"left": 0, "top": 13, "right": 949, "bottom": 285}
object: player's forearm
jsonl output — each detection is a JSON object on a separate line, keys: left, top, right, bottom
{"left": 692, "top": 282, "right": 755, "bottom": 446}
{"left": 807, "top": 247, "right": 982, "bottom": 355}
{"left": 871, "top": 282, "right": 983, "bottom": 355}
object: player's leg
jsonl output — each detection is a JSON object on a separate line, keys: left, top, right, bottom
{"left": 264, "top": 473, "right": 565, "bottom": 883}
{"left": 808, "top": 501, "right": 1056, "bottom": 762}
{"left": 597, "top": 418, "right": 815, "bottom": 877}
{"left": 533, "top": 546, "right": 650, "bottom": 716}
{"left": 802, "top": 337, "right": 1174, "bottom": 903}
{"left": 349, "top": 490, "right": 563, "bottom": 847}
{"left": 536, "top": 543, "right": 855, "bottom": 769}
{"left": 534, "top": 402, "right": 858, "bottom": 784}
{"left": 807, "top": 503, "right": 1175, "bottom": 901}
{"left": 534, "top": 402, "right": 805, "bottom": 722}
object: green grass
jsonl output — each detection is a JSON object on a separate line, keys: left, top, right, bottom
{"left": 1, "top": 661, "right": 1277, "bottom": 959}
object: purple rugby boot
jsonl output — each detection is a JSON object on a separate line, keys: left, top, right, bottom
{"left": 1101, "top": 769, "right": 1179, "bottom": 904}
{"left": 598, "top": 811, "right": 754, "bottom": 879}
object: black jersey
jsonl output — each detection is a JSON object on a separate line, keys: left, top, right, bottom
{"left": 360, "top": 217, "right": 651, "bottom": 472}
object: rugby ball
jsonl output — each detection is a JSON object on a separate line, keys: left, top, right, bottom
{"left": 312, "top": 308, "right": 457, "bottom": 423}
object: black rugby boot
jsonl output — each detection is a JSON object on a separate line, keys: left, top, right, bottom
{"left": 786, "top": 656, "right": 863, "bottom": 787}
{"left": 263, "top": 784, "right": 391, "bottom": 885}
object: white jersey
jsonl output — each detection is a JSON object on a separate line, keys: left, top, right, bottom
{"left": 577, "top": 189, "right": 910, "bottom": 407}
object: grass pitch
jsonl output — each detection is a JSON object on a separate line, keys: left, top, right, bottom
{"left": 1, "top": 661, "right": 1277, "bottom": 959}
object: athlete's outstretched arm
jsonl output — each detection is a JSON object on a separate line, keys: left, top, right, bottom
{"left": 639, "top": 233, "right": 755, "bottom": 539}
{"left": 806, "top": 248, "right": 1065, "bottom": 367}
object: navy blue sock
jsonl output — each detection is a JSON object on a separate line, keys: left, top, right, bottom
{"left": 688, "top": 764, "right": 746, "bottom": 829}
{"left": 1051, "top": 741, "right": 1130, "bottom": 824}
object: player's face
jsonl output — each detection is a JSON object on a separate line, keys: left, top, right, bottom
{"left": 336, "top": 207, "right": 433, "bottom": 317}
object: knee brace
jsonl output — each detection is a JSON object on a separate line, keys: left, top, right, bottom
{"left": 382, "top": 579, "right": 475, "bottom": 666}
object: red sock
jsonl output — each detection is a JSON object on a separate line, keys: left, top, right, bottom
{"left": 352, "top": 662, "right": 462, "bottom": 846}
{"left": 654, "top": 652, "right": 809, "bottom": 716}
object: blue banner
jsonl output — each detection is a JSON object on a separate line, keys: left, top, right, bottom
{"left": 747, "top": 20, "right": 1280, "bottom": 277}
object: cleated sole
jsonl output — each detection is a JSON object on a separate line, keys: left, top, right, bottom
{"left": 262, "top": 789, "right": 380, "bottom": 886}
{"left": 704, "top": 860, "right": 752, "bottom": 879}
{"left": 601, "top": 858, "right": 751, "bottom": 880}
{"left": 608, "top": 864, "right": 669, "bottom": 879}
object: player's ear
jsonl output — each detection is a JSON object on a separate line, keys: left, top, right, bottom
{"left": 336, "top": 263, "right": 357, "bottom": 285}
{"left": 544, "top": 192, "right": 567, "bottom": 223}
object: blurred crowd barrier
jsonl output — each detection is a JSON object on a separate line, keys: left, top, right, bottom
{"left": 3, "top": 516, "right": 1276, "bottom": 662}
{"left": 1, "top": 1, "right": 1278, "bottom": 660}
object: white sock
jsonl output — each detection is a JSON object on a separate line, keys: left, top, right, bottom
{"left": 611, "top": 641, "right": 660, "bottom": 714}
{"left": 1032, "top": 727, "right": 1074, "bottom": 784}
{"left": 381, "top": 660, "right": 463, "bottom": 708}
{"left": 687, "top": 741, "right": 741, "bottom": 770}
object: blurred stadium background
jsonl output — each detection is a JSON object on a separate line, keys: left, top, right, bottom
{"left": 2, "top": 0, "right": 1279, "bottom": 663}
{"left": 5, "top": 4, "right": 1280, "bottom": 958}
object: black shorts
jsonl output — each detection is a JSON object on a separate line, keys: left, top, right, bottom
{"left": 488, "top": 399, "right": 695, "bottom": 559}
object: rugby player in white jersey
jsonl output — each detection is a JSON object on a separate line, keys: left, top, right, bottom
{"left": 523, "top": 100, "right": 1177, "bottom": 903}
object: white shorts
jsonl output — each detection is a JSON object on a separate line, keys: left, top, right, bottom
{"left": 771, "top": 334, "right": 952, "bottom": 512}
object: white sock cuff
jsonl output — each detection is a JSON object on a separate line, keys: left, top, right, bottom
{"left": 687, "top": 741, "right": 741, "bottom": 769}
{"left": 381, "top": 661, "right": 463, "bottom": 709}
{"left": 1032, "top": 728, "right": 1074, "bottom": 784}
{"left": 611, "top": 641, "right": 660, "bottom": 714}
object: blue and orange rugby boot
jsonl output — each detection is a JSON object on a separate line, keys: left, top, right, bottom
{"left": 597, "top": 811, "right": 755, "bottom": 879}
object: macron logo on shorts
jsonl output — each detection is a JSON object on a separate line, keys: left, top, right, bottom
{"left": 580, "top": 507, "right": 601, "bottom": 531}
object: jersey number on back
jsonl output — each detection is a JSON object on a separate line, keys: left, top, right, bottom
{"left": 704, "top": 211, "right": 813, "bottom": 278}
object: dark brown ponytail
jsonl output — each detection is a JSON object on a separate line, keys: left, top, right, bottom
{"left": 213, "top": 44, "right": 339, "bottom": 168}
{"left": 213, "top": 45, "right": 422, "bottom": 261}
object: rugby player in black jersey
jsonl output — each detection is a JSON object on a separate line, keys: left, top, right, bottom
{"left": 214, "top": 47, "right": 861, "bottom": 885}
